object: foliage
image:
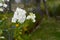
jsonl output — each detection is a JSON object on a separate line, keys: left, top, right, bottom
{"left": 54, "top": 4, "right": 60, "bottom": 16}
{"left": 0, "top": 11, "right": 41, "bottom": 40}
{"left": 31, "top": 18, "right": 60, "bottom": 40}
{"left": 46, "top": 0, "right": 60, "bottom": 17}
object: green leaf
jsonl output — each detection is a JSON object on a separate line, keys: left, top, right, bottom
{"left": 0, "top": 29, "right": 3, "bottom": 35}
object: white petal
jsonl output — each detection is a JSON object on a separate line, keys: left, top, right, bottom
{"left": 18, "top": 15, "right": 26, "bottom": 24}
{"left": 12, "top": 7, "right": 26, "bottom": 23}
{"left": 0, "top": 3, "right": 3, "bottom": 6}
{"left": 32, "top": 19, "right": 36, "bottom": 22}
{"left": 3, "top": 4, "right": 7, "bottom": 8}
{"left": 18, "top": 18, "right": 25, "bottom": 24}
{"left": 13, "top": 12, "right": 18, "bottom": 19}
{"left": 27, "top": 13, "right": 36, "bottom": 22}
{"left": 12, "top": 18, "right": 17, "bottom": 23}
{"left": 16, "top": 7, "right": 26, "bottom": 14}
{"left": 0, "top": 8, "right": 3, "bottom": 11}
{"left": 26, "top": 16, "right": 31, "bottom": 19}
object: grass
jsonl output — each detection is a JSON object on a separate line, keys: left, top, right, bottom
{"left": 0, "top": 12, "right": 13, "bottom": 29}
{"left": 30, "top": 18, "right": 60, "bottom": 40}
{"left": 0, "top": 13, "right": 60, "bottom": 40}
{"left": 0, "top": 12, "right": 41, "bottom": 40}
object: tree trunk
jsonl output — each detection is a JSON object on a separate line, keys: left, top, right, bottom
{"left": 43, "top": 0, "right": 50, "bottom": 18}
{"left": 8, "top": 0, "right": 11, "bottom": 12}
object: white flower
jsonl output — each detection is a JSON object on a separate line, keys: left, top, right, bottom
{"left": 0, "top": 3, "right": 3, "bottom": 7}
{"left": 0, "top": 8, "right": 3, "bottom": 12}
{"left": 12, "top": 7, "right": 26, "bottom": 24}
{"left": 32, "top": 19, "right": 36, "bottom": 22}
{"left": 3, "top": 4, "right": 7, "bottom": 8}
{"left": 27, "top": 13, "right": 36, "bottom": 22}
{"left": 0, "top": 36, "right": 5, "bottom": 39}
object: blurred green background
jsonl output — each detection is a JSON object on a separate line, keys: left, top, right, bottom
{"left": 0, "top": 0, "right": 60, "bottom": 40}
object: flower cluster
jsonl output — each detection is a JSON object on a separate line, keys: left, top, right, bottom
{"left": 0, "top": 0, "right": 9, "bottom": 11}
{"left": 12, "top": 7, "right": 26, "bottom": 24}
{"left": 12, "top": 7, "right": 36, "bottom": 24}
{"left": 27, "top": 12, "right": 36, "bottom": 22}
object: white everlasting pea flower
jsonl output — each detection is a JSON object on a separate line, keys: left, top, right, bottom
{"left": 27, "top": 13, "right": 36, "bottom": 22}
{"left": 12, "top": 7, "right": 26, "bottom": 24}
{"left": 16, "top": 7, "right": 26, "bottom": 23}
{"left": 0, "top": 3, "right": 3, "bottom": 7}
{"left": 0, "top": 8, "right": 3, "bottom": 12}
{"left": 3, "top": 4, "right": 7, "bottom": 8}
